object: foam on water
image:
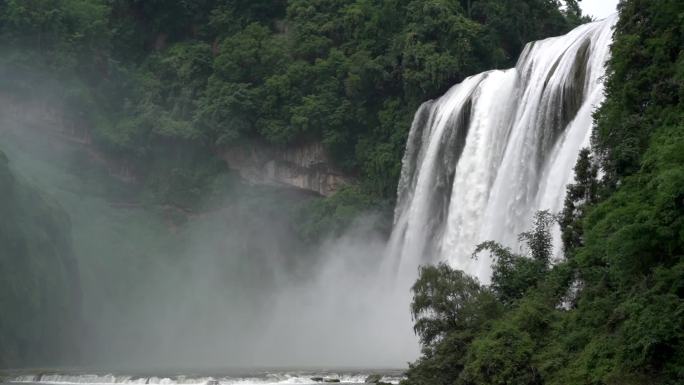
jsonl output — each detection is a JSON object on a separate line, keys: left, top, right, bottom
{"left": 9, "top": 372, "right": 403, "bottom": 385}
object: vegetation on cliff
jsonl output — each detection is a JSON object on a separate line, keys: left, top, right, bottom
{"left": 402, "top": 1, "right": 684, "bottom": 384}
{"left": 0, "top": 0, "right": 584, "bottom": 210}
{"left": 0, "top": 151, "right": 81, "bottom": 367}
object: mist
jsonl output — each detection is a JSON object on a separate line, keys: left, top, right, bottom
{"left": 0, "top": 91, "right": 419, "bottom": 370}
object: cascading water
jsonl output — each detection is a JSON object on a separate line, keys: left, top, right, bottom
{"left": 388, "top": 16, "right": 616, "bottom": 282}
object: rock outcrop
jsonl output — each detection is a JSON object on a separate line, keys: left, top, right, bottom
{"left": 220, "top": 141, "right": 353, "bottom": 196}
{"left": 0, "top": 94, "right": 353, "bottom": 196}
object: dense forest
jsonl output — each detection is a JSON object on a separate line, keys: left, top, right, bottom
{"left": 0, "top": 0, "right": 584, "bottom": 209}
{"left": 403, "top": 1, "right": 684, "bottom": 384}
{"left": 0, "top": 0, "right": 682, "bottom": 384}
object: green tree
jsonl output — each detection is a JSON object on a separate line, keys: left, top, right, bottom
{"left": 559, "top": 148, "right": 599, "bottom": 254}
{"left": 405, "top": 263, "right": 501, "bottom": 385}
{"left": 411, "top": 263, "right": 497, "bottom": 347}
{"left": 473, "top": 211, "right": 555, "bottom": 305}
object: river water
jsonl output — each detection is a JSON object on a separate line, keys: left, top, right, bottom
{"left": 2, "top": 369, "right": 405, "bottom": 385}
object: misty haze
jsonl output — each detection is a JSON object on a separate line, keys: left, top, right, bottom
{"left": 1, "top": 1, "right": 682, "bottom": 385}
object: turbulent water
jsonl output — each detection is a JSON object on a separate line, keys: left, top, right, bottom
{"left": 6, "top": 371, "right": 404, "bottom": 385}
{"left": 388, "top": 16, "right": 616, "bottom": 281}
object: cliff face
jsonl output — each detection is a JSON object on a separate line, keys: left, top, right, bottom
{"left": 0, "top": 151, "right": 82, "bottom": 367}
{"left": 0, "top": 95, "right": 138, "bottom": 184}
{"left": 0, "top": 95, "right": 353, "bottom": 197}
{"left": 220, "top": 141, "right": 353, "bottom": 196}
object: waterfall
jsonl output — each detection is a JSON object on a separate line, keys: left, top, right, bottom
{"left": 388, "top": 16, "right": 616, "bottom": 282}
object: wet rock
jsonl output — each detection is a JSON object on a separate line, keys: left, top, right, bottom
{"left": 365, "top": 374, "right": 382, "bottom": 383}
{"left": 221, "top": 140, "right": 353, "bottom": 196}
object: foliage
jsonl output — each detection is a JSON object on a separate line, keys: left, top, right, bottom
{"left": 294, "top": 185, "right": 389, "bottom": 241}
{"left": 472, "top": 211, "right": 554, "bottom": 306}
{"left": 404, "top": 1, "right": 684, "bottom": 384}
{"left": 410, "top": 263, "right": 499, "bottom": 348}
{"left": 405, "top": 214, "right": 554, "bottom": 384}
{"left": 0, "top": 151, "right": 81, "bottom": 367}
{"left": 559, "top": 148, "right": 599, "bottom": 254}
{"left": 0, "top": 0, "right": 580, "bottom": 209}
{"left": 405, "top": 263, "right": 500, "bottom": 385}
{"left": 592, "top": 0, "right": 683, "bottom": 185}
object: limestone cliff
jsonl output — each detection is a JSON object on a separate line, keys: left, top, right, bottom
{"left": 220, "top": 141, "right": 353, "bottom": 196}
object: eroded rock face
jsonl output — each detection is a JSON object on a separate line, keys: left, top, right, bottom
{"left": 0, "top": 94, "right": 353, "bottom": 196}
{"left": 220, "top": 141, "right": 353, "bottom": 196}
{"left": 0, "top": 94, "right": 137, "bottom": 184}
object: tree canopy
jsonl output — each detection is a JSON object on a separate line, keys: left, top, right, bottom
{"left": 403, "top": 1, "right": 684, "bottom": 384}
{"left": 0, "top": 0, "right": 583, "bottom": 208}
